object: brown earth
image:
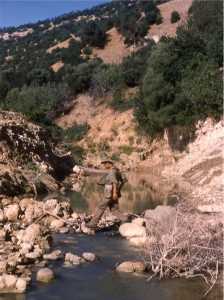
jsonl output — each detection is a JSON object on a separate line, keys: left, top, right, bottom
{"left": 91, "top": 27, "right": 132, "bottom": 64}
{"left": 51, "top": 60, "right": 64, "bottom": 72}
{"left": 148, "top": 0, "right": 193, "bottom": 42}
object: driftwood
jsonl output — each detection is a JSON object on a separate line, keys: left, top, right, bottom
{"left": 144, "top": 205, "right": 223, "bottom": 297}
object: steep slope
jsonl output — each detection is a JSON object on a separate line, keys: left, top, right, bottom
{"left": 0, "top": 111, "right": 74, "bottom": 195}
{"left": 91, "top": 27, "right": 132, "bottom": 64}
{"left": 148, "top": 0, "right": 193, "bottom": 42}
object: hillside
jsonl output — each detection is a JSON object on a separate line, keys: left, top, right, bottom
{"left": 0, "top": 0, "right": 223, "bottom": 180}
{"left": 0, "top": 1, "right": 223, "bottom": 297}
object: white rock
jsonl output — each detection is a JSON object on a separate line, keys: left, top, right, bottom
{"left": 0, "top": 229, "right": 6, "bottom": 241}
{"left": 71, "top": 212, "right": 79, "bottom": 220}
{"left": 116, "top": 261, "right": 145, "bottom": 273}
{"left": 21, "top": 224, "right": 41, "bottom": 243}
{"left": 119, "top": 223, "right": 146, "bottom": 238}
{"left": 0, "top": 276, "right": 5, "bottom": 289}
{"left": 65, "top": 253, "right": 82, "bottom": 265}
{"left": 16, "top": 278, "right": 27, "bottom": 293}
{"left": 36, "top": 268, "right": 54, "bottom": 283}
{"left": 0, "top": 261, "right": 7, "bottom": 273}
{"left": 43, "top": 250, "right": 62, "bottom": 260}
{"left": 0, "top": 209, "right": 4, "bottom": 222}
{"left": 4, "top": 204, "right": 20, "bottom": 222}
{"left": 50, "top": 219, "right": 64, "bottom": 230}
{"left": 82, "top": 252, "right": 96, "bottom": 262}
{"left": 3, "top": 274, "right": 17, "bottom": 288}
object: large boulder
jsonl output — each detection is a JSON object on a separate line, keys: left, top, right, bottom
{"left": 116, "top": 261, "right": 146, "bottom": 273}
{"left": 119, "top": 223, "right": 146, "bottom": 238}
{"left": 4, "top": 204, "right": 20, "bottom": 222}
{"left": 15, "top": 277, "right": 27, "bottom": 293}
{"left": 19, "top": 223, "right": 41, "bottom": 244}
{"left": 36, "top": 268, "right": 54, "bottom": 283}
{"left": 50, "top": 219, "right": 65, "bottom": 231}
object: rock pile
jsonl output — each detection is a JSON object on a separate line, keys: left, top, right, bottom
{"left": 0, "top": 194, "right": 118, "bottom": 293}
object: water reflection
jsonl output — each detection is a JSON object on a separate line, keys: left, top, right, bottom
{"left": 0, "top": 294, "right": 25, "bottom": 300}
{"left": 69, "top": 172, "right": 168, "bottom": 214}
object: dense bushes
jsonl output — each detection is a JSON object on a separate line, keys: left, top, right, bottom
{"left": 135, "top": 0, "right": 223, "bottom": 136}
{"left": 1, "top": 83, "right": 68, "bottom": 123}
{"left": 121, "top": 42, "right": 155, "bottom": 87}
{"left": 91, "top": 64, "right": 123, "bottom": 97}
{"left": 65, "top": 59, "right": 102, "bottom": 95}
{"left": 80, "top": 21, "right": 107, "bottom": 48}
{"left": 171, "top": 11, "right": 180, "bottom": 23}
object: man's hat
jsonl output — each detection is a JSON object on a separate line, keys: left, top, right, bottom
{"left": 100, "top": 154, "right": 114, "bottom": 164}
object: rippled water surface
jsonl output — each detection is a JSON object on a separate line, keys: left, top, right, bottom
{"left": 1, "top": 233, "right": 222, "bottom": 300}
{"left": 0, "top": 173, "right": 222, "bottom": 300}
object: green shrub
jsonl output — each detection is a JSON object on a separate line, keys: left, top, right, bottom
{"left": 2, "top": 83, "right": 67, "bottom": 123}
{"left": 171, "top": 11, "right": 181, "bottom": 23}
{"left": 64, "top": 123, "right": 90, "bottom": 142}
{"left": 63, "top": 144, "right": 86, "bottom": 164}
{"left": 119, "top": 145, "right": 134, "bottom": 156}
{"left": 66, "top": 59, "right": 102, "bottom": 94}
{"left": 80, "top": 21, "right": 107, "bottom": 48}
{"left": 91, "top": 64, "right": 123, "bottom": 97}
{"left": 121, "top": 42, "right": 155, "bottom": 87}
{"left": 135, "top": 0, "right": 223, "bottom": 137}
{"left": 110, "top": 89, "right": 135, "bottom": 112}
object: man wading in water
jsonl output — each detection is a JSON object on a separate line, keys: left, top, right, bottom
{"left": 86, "top": 156, "right": 127, "bottom": 230}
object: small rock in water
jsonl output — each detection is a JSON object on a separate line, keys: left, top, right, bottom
{"left": 59, "top": 227, "right": 69, "bottom": 234}
{"left": 82, "top": 252, "right": 96, "bottom": 262}
{"left": 43, "top": 250, "right": 62, "bottom": 261}
{"left": 81, "top": 222, "right": 95, "bottom": 235}
{"left": 36, "top": 268, "right": 54, "bottom": 283}
{"left": 116, "top": 261, "right": 146, "bottom": 273}
{"left": 65, "top": 253, "right": 82, "bottom": 265}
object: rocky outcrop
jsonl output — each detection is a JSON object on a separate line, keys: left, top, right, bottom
{"left": 0, "top": 111, "right": 74, "bottom": 196}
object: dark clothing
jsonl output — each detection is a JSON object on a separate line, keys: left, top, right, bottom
{"left": 87, "top": 168, "right": 127, "bottom": 228}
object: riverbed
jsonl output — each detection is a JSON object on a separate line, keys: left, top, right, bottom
{"left": 1, "top": 232, "right": 221, "bottom": 300}
{"left": 0, "top": 173, "right": 222, "bottom": 300}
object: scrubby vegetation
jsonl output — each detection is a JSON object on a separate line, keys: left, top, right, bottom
{"left": 0, "top": 0, "right": 222, "bottom": 140}
{"left": 171, "top": 11, "right": 180, "bottom": 23}
{"left": 135, "top": 0, "right": 223, "bottom": 136}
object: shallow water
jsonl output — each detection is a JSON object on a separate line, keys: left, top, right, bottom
{"left": 68, "top": 171, "right": 171, "bottom": 214}
{"left": 1, "top": 173, "right": 222, "bottom": 300}
{"left": 1, "top": 233, "right": 222, "bottom": 300}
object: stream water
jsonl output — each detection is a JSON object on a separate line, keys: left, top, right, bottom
{"left": 0, "top": 173, "right": 222, "bottom": 300}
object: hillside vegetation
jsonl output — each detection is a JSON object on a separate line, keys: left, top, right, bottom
{"left": 0, "top": 0, "right": 222, "bottom": 141}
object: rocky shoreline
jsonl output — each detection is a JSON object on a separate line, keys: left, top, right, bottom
{"left": 0, "top": 193, "right": 122, "bottom": 293}
{"left": 0, "top": 193, "right": 222, "bottom": 295}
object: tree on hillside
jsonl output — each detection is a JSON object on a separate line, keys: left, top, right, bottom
{"left": 171, "top": 11, "right": 181, "bottom": 23}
